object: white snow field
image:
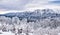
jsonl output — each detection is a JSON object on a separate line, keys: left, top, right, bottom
{"left": 0, "top": 31, "right": 32, "bottom": 35}
{"left": 0, "top": 31, "right": 14, "bottom": 35}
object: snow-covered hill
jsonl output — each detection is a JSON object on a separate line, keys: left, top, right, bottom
{"left": 0, "top": 9, "right": 60, "bottom": 19}
{"left": 0, "top": 9, "right": 60, "bottom": 35}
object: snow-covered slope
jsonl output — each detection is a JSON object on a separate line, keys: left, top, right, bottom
{"left": 0, "top": 9, "right": 60, "bottom": 35}
{"left": 0, "top": 9, "right": 60, "bottom": 19}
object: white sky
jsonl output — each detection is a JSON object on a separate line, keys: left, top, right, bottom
{"left": 0, "top": 0, "right": 60, "bottom": 14}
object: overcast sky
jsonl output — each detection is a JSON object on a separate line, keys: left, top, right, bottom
{"left": 0, "top": 0, "right": 60, "bottom": 14}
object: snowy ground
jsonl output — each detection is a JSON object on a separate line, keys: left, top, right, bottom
{"left": 0, "top": 31, "right": 14, "bottom": 35}
{"left": 0, "top": 31, "right": 34, "bottom": 35}
{"left": 0, "top": 31, "right": 60, "bottom": 35}
{"left": 0, "top": 30, "right": 32, "bottom": 35}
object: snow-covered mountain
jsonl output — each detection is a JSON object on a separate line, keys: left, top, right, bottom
{"left": 0, "top": 9, "right": 60, "bottom": 35}
{"left": 0, "top": 9, "right": 60, "bottom": 20}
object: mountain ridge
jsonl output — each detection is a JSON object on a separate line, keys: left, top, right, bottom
{"left": 0, "top": 9, "right": 60, "bottom": 20}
